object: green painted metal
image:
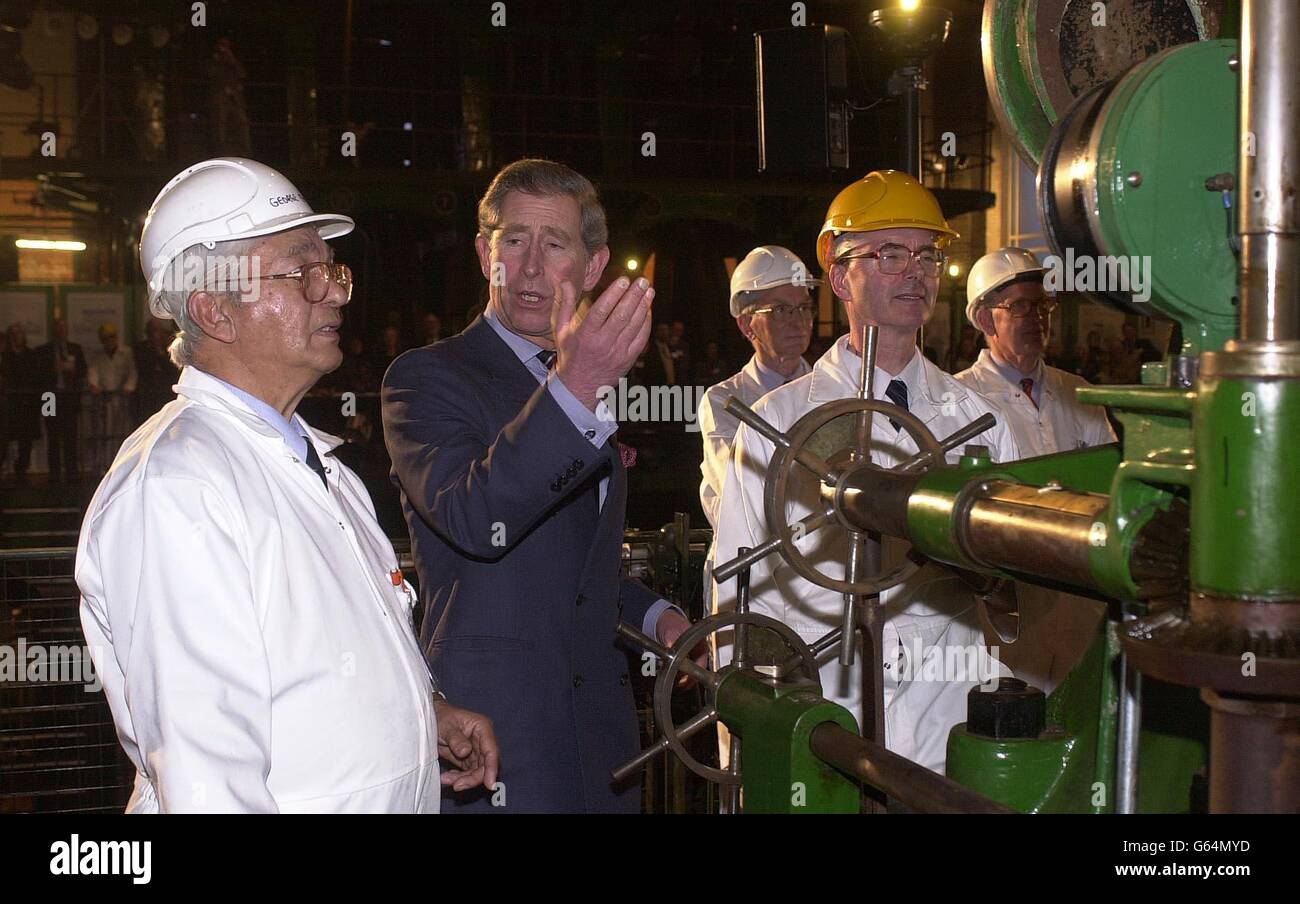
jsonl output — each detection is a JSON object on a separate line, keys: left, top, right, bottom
{"left": 716, "top": 671, "right": 859, "bottom": 814}
{"left": 1192, "top": 375, "right": 1300, "bottom": 596}
{"left": 1076, "top": 386, "right": 1194, "bottom": 600}
{"left": 983, "top": 0, "right": 1050, "bottom": 167}
{"left": 946, "top": 630, "right": 1208, "bottom": 813}
{"left": 1090, "top": 40, "right": 1239, "bottom": 356}
{"left": 906, "top": 445, "right": 1126, "bottom": 588}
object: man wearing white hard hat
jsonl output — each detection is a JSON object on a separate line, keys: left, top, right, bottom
{"left": 713, "top": 171, "right": 1020, "bottom": 774}
{"left": 954, "top": 247, "right": 1115, "bottom": 691}
{"left": 76, "top": 158, "right": 498, "bottom": 812}
{"left": 955, "top": 247, "right": 1115, "bottom": 456}
{"left": 697, "top": 245, "right": 817, "bottom": 529}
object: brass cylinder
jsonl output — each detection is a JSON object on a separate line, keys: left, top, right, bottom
{"left": 957, "top": 481, "right": 1109, "bottom": 590}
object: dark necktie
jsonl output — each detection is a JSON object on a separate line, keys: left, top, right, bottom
{"left": 1020, "top": 377, "right": 1038, "bottom": 409}
{"left": 885, "top": 378, "right": 909, "bottom": 432}
{"left": 303, "top": 441, "right": 328, "bottom": 489}
{"left": 536, "top": 349, "right": 557, "bottom": 371}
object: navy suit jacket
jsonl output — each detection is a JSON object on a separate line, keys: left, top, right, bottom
{"left": 381, "top": 316, "right": 658, "bottom": 813}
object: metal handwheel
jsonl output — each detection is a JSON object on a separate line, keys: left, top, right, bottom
{"left": 612, "top": 611, "right": 821, "bottom": 785}
{"left": 759, "top": 396, "right": 943, "bottom": 596}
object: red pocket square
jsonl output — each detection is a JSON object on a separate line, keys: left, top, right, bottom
{"left": 618, "top": 441, "right": 637, "bottom": 469}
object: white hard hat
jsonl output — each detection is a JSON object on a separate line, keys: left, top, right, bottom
{"left": 729, "top": 245, "right": 820, "bottom": 317}
{"left": 140, "top": 157, "right": 355, "bottom": 318}
{"left": 965, "top": 246, "right": 1046, "bottom": 328}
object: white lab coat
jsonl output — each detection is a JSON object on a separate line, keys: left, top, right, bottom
{"left": 77, "top": 367, "right": 440, "bottom": 813}
{"left": 954, "top": 349, "right": 1116, "bottom": 692}
{"left": 713, "top": 336, "right": 1020, "bottom": 773}
{"left": 953, "top": 350, "right": 1115, "bottom": 457}
{"left": 698, "top": 354, "right": 810, "bottom": 530}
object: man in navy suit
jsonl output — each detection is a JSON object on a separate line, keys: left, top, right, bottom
{"left": 382, "top": 159, "right": 694, "bottom": 813}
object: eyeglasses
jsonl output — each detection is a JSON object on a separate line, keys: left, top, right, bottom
{"left": 260, "top": 261, "right": 353, "bottom": 303}
{"left": 835, "top": 243, "right": 947, "bottom": 277}
{"left": 988, "top": 296, "right": 1059, "bottom": 318}
{"left": 748, "top": 303, "right": 816, "bottom": 320}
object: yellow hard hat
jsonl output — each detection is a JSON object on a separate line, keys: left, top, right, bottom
{"left": 816, "top": 169, "right": 959, "bottom": 270}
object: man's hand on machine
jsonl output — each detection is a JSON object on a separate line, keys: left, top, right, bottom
{"left": 656, "top": 609, "right": 709, "bottom": 687}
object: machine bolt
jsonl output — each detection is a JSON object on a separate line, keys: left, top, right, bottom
{"left": 1126, "top": 171, "right": 1143, "bottom": 187}
{"left": 1228, "top": 54, "right": 1239, "bottom": 71}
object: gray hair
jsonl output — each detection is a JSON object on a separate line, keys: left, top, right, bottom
{"left": 155, "top": 237, "right": 262, "bottom": 369}
{"left": 477, "top": 158, "right": 608, "bottom": 255}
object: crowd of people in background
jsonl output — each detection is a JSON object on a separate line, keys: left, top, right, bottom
{"left": 0, "top": 316, "right": 181, "bottom": 485}
{"left": 0, "top": 300, "right": 1157, "bottom": 490}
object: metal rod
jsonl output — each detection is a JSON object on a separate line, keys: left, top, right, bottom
{"left": 615, "top": 622, "right": 719, "bottom": 689}
{"left": 734, "top": 548, "right": 751, "bottom": 670}
{"left": 712, "top": 508, "right": 834, "bottom": 585}
{"left": 610, "top": 707, "right": 718, "bottom": 784}
{"left": 1116, "top": 609, "right": 1143, "bottom": 814}
{"left": 1238, "top": 0, "right": 1300, "bottom": 343}
{"left": 723, "top": 398, "right": 838, "bottom": 484}
{"left": 854, "top": 323, "right": 879, "bottom": 462}
{"left": 1093, "top": 619, "right": 1121, "bottom": 813}
{"left": 838, "top": 534, "right": 864, "bottom": 667}
{"left": 809, "top": 722, "right": 1016, "bottom": 814}
{"left": 724, "top": 734, "right": 742, "bottom": 815}
{"left": 778, "top": 625, "right": 843, "bottom": 678}
{"left": 859, "top": 568, "right": 885, "bottom": 748}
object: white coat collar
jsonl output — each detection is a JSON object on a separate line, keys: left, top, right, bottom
{"left": 807, "top": 334, "right": 971, "bottom": 414}
{"left": 174, "top": 367, "right": 345, "bottom": 454}
{"left": 969, "top": 349, "right": 1064, "bottom": 402}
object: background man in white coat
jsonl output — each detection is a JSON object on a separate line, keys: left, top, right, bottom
{"left": 713, "top": 170, "right": 1020, "bottom": 774}
{"left": 697, "top": 245, "right": 816, "bottom": 530}
{"left": 955, "top": 246, "right": 1117, "bottom": 691}
{"left": 77, "top": 157, "right": 498, "bottom": 813}
{"left": 956, "top": 247, "right": 1115, "bottom": 456}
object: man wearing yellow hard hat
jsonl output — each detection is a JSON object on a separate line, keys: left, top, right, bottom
{"left": 712, "top": 170, "right": 1020, "bottom": 773}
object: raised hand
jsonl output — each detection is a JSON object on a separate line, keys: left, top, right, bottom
{"left": 552, "top": 275, "right": 654, "bottom": 411}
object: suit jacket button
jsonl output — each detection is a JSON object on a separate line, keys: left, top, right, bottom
{"left": 551, "top": 480, "right": 561, "bottom": 491}
{"left": 575, "top": 459, "right": 584, "bottom": 469}
{"left": 573, "top": 674, "right": 584, "bottom": 688}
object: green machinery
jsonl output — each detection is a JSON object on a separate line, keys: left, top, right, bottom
{"left": 615, "top": 0, "right": 1298, "bottom": 813}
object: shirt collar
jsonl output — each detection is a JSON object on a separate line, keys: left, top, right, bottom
{"left": 483, "top": 304, "right": 546, "bottom": 365}
{"left": 752, "top": 355, "right": 810, "bottom": 393}
{"left": 986, "top": 348, "right": 1043, "bottom": 386}
{"left": 198, "top": 370, "right": 310, "bottom": 457}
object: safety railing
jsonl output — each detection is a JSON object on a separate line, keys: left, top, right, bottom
{"left": 0, "top": 547, "right": 133, "bottom": 813}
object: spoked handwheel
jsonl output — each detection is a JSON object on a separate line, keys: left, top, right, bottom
{"left": 611, "top": 612, "right": 821, "bottom": 785}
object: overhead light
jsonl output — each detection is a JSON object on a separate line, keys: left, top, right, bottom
{"left": 15, "top": 239, "right": 86, "bottom": 251}
{"left": 900, "top": 0, "right": 922, "bottom": 11}
{"left": 947, "top": 262, "right": 960, "bottom": 278}
{"left": 626, "top": 257, "right": 640, "bottom": 272}
{"left": 111, "top": 23, "right": 133, "bottom": 46}
{"left": 76, "top": 14, "right": 98, "bottom": 41}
